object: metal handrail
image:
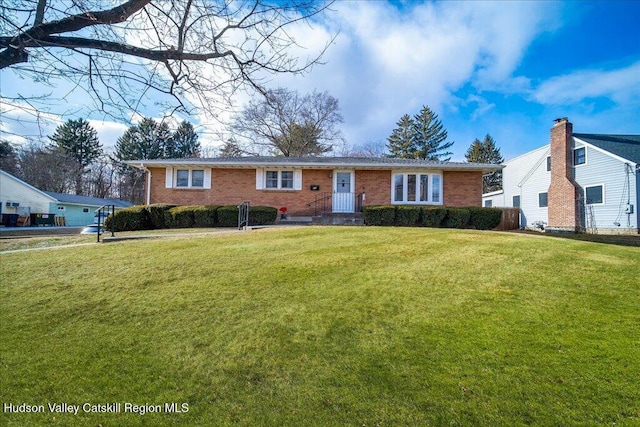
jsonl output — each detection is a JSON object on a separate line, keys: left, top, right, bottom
{"left": 306, "top": 193, "right": 332, "bottom": 216}
{"left": 237, "top": 201, "right": 250, "bottom": 230}
{"left": 95, "top": 204, "right": 116, "bottom": 243}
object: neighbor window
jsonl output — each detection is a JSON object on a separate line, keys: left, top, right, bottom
{"left": 484, "top": 200, "right": 493, "bottom": 207}
{"left": 539, "top": 192, "right": 548, "bottom": 208}
{"left": 513, "top": 195, "right": 520, "bottom": 208}
{"left": 585, "top": 185, "right": 604, "bottom": 205}
{"left": 392, "top": 172, "right": 442, "bottom": 205}
{"left": 83, "top": 208, "right": 89, "bottom": 213}
{"left": 176, "top": 169, "right": 205, "bottom": 188}
{"left": 573, "top": 147, "right": 586, "bottom": 166}
{"left": 265, "top": 170, "right": 294, "bottom": 190}
{"left": 546, "top": 156, "right": 551, "bottom": 172}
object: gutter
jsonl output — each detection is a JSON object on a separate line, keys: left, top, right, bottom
{"left": 140, "top": 163, "right": 151, "bottom": 205}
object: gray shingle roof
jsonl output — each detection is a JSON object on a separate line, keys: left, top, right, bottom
{"left": 574, "top": 133, "right": 640, "bottom": 164}
{"left": 44, "top": 192, "right": 134, "bottom": 208}
{"left": 125, "top": 156, "right": 502, "bottom": 172}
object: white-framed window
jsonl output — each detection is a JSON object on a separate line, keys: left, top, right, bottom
{"left": 546, "top": 156, "right": 551, "bottom": 172}
{"left": 176, "top": 169, "right": 205, "bottom": 188}
{"left": 57, "top": 206, "right": 66, "bottom": 211}
{"left": 573, "top": 147, "right": 586, "bottom": 166}
{"left": 391, "top": 172, "right": 442, "bottom": 205}
{"left": 165, "top": 167, "right": 211, "bottom": 189}
{"left": 256, "top": 169, "right": 302, "bottom": 190}
{"left": 585, "top": 184, "right": 604, "bottom": 205}
{"left": 484, "top": 200, "right": 492, "bottom": 207}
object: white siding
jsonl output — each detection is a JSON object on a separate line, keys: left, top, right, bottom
{"left": 574, "top": 143, "right": 638, "bottom": 232}
{"left": 0, "top": 171, "right": 55, "bottom": 214}
{"left": 486, "top": 145, "right": 550, "bottom": 229}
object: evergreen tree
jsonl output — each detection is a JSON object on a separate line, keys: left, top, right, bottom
{"left": 49, "top": 118, "right": 103, "bottom": 194}
{"left": 387, "top": 114, "right": 416, "bottom": 159}
{"left": 114, "top": 118, "right": 170, "bottom": 203}
{"left": 114, "top": 118, "right": 169, "bottom": 162}
{"left": 465, "top": 134, "right": 504, "bottom": 193}
{"left": 411, "top": 106, "right": 454, "bottom": 161}
{"left": 387, "top": 106, "right": 454, "bottom": 161}
{"left": 171, "top": 121, "right": 200, "bottom": 158}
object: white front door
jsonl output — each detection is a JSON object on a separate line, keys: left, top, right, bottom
{"left": 333, "top": 171, "right": 355, "bottom": 213}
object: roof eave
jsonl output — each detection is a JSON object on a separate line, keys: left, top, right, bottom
{"left": 124, "top": 159, "right": 502, "bottom": 173}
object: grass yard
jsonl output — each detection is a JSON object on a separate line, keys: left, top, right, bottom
{"left": 1, "top": 227, "right": 639, "bottom": 426}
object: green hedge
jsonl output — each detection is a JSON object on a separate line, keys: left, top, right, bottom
{"left": 249, "top": 206, "right": 278, "bottom": 225}
{"left": 104, "top": 206, "right": 151, "bottom": 232}
{"left": 442, "top": 208, "right": 471, "bottom": 229}
{"left": 363, "top": 205, "right": 501, "bottom": 230}
{"left": 468, "top": 207, "right": 502, "bottom": 230}
{"left": 147, "top": 203, "right": 176, "bottom": 229}
{"left": 217, "top": 205, "right": 277, "bottom": 227}
{"left": 193, "top": 205, "right": 220, "bottom": 227}
{"left": 216, "top": 205, "right": 240, "bottom": 227}
{"left": 396, "top": 206, "right": 421, "bottom": 227}
{"left": 421, "top": 207, "right": 447, "bottom": 227}
{"left": 167, "top": 206, "right": 197, "bottom": 228}
{"left": 363, "top": 206, "right": 396, "bottom": 226}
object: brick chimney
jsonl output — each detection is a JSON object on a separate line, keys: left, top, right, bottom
{"left": 547, "top": 118, "right": 580, "bottom": 232}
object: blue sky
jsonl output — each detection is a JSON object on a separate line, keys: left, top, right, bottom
{"left": 1, "top": 0, "right": 639, "bottom": 162}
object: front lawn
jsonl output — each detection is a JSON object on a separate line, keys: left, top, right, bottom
{"left": 1, "top": 227, "right": 638, "bottom": 426}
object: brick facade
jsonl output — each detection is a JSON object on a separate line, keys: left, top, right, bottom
{"left": 547, "top": 118, "right": 581, "bottom": 232}
{"left": 148, "top": 166, "right": 484, "bottom": 215}
{"left": 443, "top": 170, "right": 483, "bottom": 207}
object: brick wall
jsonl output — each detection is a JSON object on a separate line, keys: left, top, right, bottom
{"left": 355, "top": 170, "right": 391, "bottom": 207}
{"left": 547, "top": 118, "right": 580, "bottom": 231}
{"left": 443, "top": 170, "right": 483, "bottom": 207}
{"left": 149, "top": 167, "right": 484, "bottom": 214}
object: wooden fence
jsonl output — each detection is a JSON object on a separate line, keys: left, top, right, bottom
{"left": 495, "top": 208, "right": 520, "bottom": 231}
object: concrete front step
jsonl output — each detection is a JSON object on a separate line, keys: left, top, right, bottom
{"left": 313, "top": 213, "right": 364, "bottom": 226}
{"left": 277, "top": 213, "right": 365, "bottom": 226}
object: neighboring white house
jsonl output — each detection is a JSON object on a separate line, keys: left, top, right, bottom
{"left": 1, "top": 169, "right": 133, "bottom": 227}
{"left": 483, "top": 119, "right": 639, "bottom": 234}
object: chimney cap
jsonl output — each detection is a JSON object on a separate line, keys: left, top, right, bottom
{"left": 554, "top": 117, "right": 569, "bottom": 124}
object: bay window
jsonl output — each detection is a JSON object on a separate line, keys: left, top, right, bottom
{"left": 392, "top": 172, "right": 442, "bottom": 204}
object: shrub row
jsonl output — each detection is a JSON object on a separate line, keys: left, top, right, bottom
{"left": 105, "top": 204, "right": 277, "bottom": 232}
{"left": 363, "top": 205, "right": 503, "bottom": 230}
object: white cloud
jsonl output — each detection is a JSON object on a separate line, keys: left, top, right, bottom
{"left": 265, "top": 1, "right": 557, "bottom": 147}
{"left": 532, "top": 61, "right": 640, "bottom": 105}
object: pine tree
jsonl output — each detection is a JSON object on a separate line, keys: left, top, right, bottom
{"left": 465, "top": 134, "right": 504, "bottom": 193}
{"left": 49, "top": 118, "right": 103, "bottom": 194}
{"left": 411, "top": 106, "right": 454, "bottom": 161}
{"left": 387, "top": 106, "right": 454, "bottom": 161}
{"left": 171, "top": 121, "right": 200, "bottom": 158}
{"left": 387, "top": 114, "right": 416, "bottom": 159}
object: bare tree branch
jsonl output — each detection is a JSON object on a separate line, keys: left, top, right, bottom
{"left": 1, "top": 0, "right": 335, "bottom": 124}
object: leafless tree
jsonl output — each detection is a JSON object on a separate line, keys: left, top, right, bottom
{"left": 15, "top": 141, "right": 82, "bottom": 193}
{"left": 231, "top": 88, "right": 344, "bottom": 156}
{"left": 1, "top": 1, "right": 334, "bottom": 124}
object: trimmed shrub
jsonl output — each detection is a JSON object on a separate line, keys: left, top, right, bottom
{"left": 167, "top": 206, "right": 198, "bottom": 228}
{"left": 147, "top": 203, "right": 176, "bottom": 229}
{"left": 193, "top": 205, "right": 220, "bottom": 227}
{"left": 363, "top": 205, "right": 396, "bottom": 226}
{"left": 468, "top": 207, "right": 503, "bottom": 230}
{"left": 249, "top": 206, "right": 277, "bottom": 225}
{"left": 420, "top": 207, "right": 447, "bottom": 228}
{"left": 216, "top": 205, "right": 277, "bottom": 227}
{"left": 395, "top": 206, "right": 421, "bottom": 227}
{"left": 216, "top": 205, "right": 239, "bottom": 227}
{"left": 104, "top": 205, "right": 151, "bottom": 231}
{"left": 442, "top": 208, "right": 471, "bottom": 229}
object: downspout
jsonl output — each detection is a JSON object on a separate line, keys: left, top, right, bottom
{"left": 140, "top": 163, "right": 151, "bottom": 205}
